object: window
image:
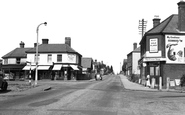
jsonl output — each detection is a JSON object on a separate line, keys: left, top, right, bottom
{"left": 155, "top": 66, "right": 160, "bottom": 76}
{"left": 16, "top": 58, "right": 21, "bottom": 64}
{"left": 34, "top": 54, "right": 40, "bottom": 63}
{"left": 47, "top": 54, "right": 52, "bottom": 63}
{"left": 4, "top": 59, "right": 8, "bottom": 64}
{"left": 57, "top": 54, "right": 62, "bottom": 62}
{"left": 150, "top": 67, "right": 154, "bottom": 76}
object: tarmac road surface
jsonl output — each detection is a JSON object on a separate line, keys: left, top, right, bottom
{"left": 1, "top": 75, "right": 185, "bottom": 115}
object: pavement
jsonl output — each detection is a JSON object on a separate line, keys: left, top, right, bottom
{"left": 119, "top": 74, "right": 181, "bottom": 92}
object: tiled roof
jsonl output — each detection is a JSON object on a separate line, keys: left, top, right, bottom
{"left": 81, "top": 58, "right": 93, "bottom": 68}
{"left": 140, "top": 14, "right": 181, "bottom": 44}
{"left": 26, "top": 44, "right": 81, "bottom": 55}
{"left": 2, "top": 48, "right": 31, "bottom": 58}
{"left": 147, "top": 14, "right": 179, "bottom": 34}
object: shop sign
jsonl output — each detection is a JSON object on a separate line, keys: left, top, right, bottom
{"left": 165, "top": 35, "right": 185, "bottom": 64}
{"left": 143, "top": 58, "right": 165, "bottom": 62}
{"left": 67, "top": 54, "right": 76, "bottom": 63}
{"left": 150, "top": 38, "right": 158, "bottom": 53}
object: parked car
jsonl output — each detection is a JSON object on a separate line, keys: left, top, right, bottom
{"left": 0, "top": 71, "right": 8, "bottom": 91}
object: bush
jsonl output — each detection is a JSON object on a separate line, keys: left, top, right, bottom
{"left": 130, "top": 74, "right": 140, "bottom": 83}
{"left": 180, "top": 74, "right": 185, "bottom": 87}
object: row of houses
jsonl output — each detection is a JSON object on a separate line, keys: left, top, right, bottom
{"left": 123, "top": 1, "right": 185, "bottom": 86}
{"left": 0, "top": 37, "right": 95, "bottom": 80}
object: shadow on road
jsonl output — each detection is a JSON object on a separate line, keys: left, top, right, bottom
{"left": 0, "top": 90, "right": 11, "bottom": 94}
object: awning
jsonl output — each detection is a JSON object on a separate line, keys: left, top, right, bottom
{"left": 22, "top": 65, "right": 36, "bottom": 70}
{"left": 62, "top": 65, "right": 69, "bottom": 67}
{"left": 37, "top": 66, "right": 50, "bottom": 70}
{"left": 70, "top": 65, "right": 79, "bottom": 70}
{"left": 52, "top": 65, "right": 62, "bottom": 70}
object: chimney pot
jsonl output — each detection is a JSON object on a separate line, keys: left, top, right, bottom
{"left": 133, "top": 43, "right": 137, "bottom": 50}
{"left": 20, "top": 41, "right": 25, "bottom": 48}
{"left": 42, "top": 39, "right": 49, "bottom": 44}
{"left": 65, "top": 37, "right": 71, "bottom": 47}
{"left": 153, "top": 15, "right": 161, "bottom": 27}
{"left": 34, "top": 43, "right": 37, "bottom": 48}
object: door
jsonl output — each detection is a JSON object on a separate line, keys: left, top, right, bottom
{"left": 149, "top": 65, "right": 160, "bottom": 85}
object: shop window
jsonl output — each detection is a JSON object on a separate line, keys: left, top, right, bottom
{"left": 57, "top": 54, "right": 62, "bottom": 62}
{"left": 150, "top": 67, "right": 154, "bottom": 76}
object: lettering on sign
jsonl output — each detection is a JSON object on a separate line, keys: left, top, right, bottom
{"left": 150, "top": 38, "right": 158, "bottom": 53}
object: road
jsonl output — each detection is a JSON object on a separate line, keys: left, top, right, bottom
{"left": 1, "top": 75, "right": 185, "bottom": 115}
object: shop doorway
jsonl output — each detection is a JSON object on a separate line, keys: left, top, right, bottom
{"left": 149, "top": 64, "right": 160, "bottom": 85}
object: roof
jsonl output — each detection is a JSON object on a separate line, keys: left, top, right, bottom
{"left": 140, "top": 14, "right": 184, "bottom": 44}
{"left": 81, "top": 58, "right": 93, "bottom": 68}
{"left": 133, "top": 46, "right": 140, "bottom": 52}
{"left": 147, "top": 14, "right": 179, "bottom": 34}
{"left": 26, "top": 44, "right": 81, "bottom": 55}
{"left": 2, "top": 48, "right": 31, "bottom": 58}
{"left": 127, "top": 46, "right": 140, "bottom": 56}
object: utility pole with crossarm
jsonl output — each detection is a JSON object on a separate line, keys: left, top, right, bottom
{"left": 138, "top": 19, "right": 147, "bottom": 39}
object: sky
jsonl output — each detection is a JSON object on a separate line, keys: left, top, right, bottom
{"left": 0, "top": 0, "right": 181, "bottom": 73}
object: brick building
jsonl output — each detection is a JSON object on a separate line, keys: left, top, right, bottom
{"left": 139, "top": 1, "right": 185, "bottom": 86}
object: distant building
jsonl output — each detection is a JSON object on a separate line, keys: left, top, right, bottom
{"left": 139, "top": 1, "right": 185, "bottom": 86}
{"left": 127, "top": 43, "right": 140, "bottom": 78}
{"left": 81, "top": 57, "right": 93, "bottom": 74}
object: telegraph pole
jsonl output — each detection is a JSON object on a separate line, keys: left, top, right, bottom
{"left": 138, "top": 19, "right": 147, "bottom": 38}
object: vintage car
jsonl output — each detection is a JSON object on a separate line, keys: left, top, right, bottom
{"left": 95, "top": 73, "right": 102, "bottom": 81}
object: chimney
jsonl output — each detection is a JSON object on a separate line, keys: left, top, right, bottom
{"left": 65, "top": 37, "right": 71, "bottom": 47}
{"left": 178, "top": 1, "right": 185, "bottom": 31}
{"left": 42, "top": 39, "right": 49, "bottom": 44}
{"left": 153, "top": 15, "right": 161, "bottom": 28}
{"left": 133, "top": 43, "right": 137, "bottom": 50}
{"left": 34, "top": 43, "right": 37, "bottom": 48}
{"left": 20, "top": 41, "right": 25, "bottom": 48}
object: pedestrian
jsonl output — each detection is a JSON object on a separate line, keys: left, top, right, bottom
{"left": 51, "top": 71, "right": 55, "bottom": 80}
{"left": 146, "top": 75, "right": 151, "bottom": 87}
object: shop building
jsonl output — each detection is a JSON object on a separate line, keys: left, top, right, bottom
{"left": 1, "top": 41, "right": 31, "bottom": 80}
{"left": 139, "top": 1, "right": 185, "bottom": 86}
{"left": 24, "top": 38, "right": 82, "bottom": 80}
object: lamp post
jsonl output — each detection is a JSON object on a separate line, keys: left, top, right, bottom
{"left": 35, "top": 22, "right": 47, "bottom": 86}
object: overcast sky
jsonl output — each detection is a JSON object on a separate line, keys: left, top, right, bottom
{"left": 0, "top": 0, "right": 180, "bottom": 73}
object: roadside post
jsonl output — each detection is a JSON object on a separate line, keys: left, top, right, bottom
{"left": 151, "top": 78, "right": 155, "bottom": 89}
{"left": 29, "top": 62, "right": 32, "bottom": 85}
{"left": 166, "top": 77, "right": 170, "bottom": 91}
{"left": 159, "top": 77, "right": 162, "bottom": 90}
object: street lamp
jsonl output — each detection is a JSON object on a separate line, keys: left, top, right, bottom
{"left": 35, "top": 22, "right": 47, "bottom": 86}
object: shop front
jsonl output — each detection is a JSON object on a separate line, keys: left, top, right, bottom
{"left": 139, "top": 57, "right": 166, "bottom": 86}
